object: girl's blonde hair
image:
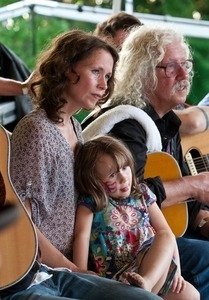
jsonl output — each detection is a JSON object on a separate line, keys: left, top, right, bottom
{"left": 75, "top": 135, "right": 142, "bottom": 212}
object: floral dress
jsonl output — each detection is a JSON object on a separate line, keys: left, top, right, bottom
{"left": 78, "top": 183, "right": 156, "bottom": 279}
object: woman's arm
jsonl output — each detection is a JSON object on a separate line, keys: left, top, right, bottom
{"left": 25, "top": 198, "right": 78, "bottom": 270}
{"left": 36, "top": 227, "right": 78, "bottom": 270}
{"left": 25, "top": 198, "right": 94, "bottom": 273}
{"left": 73, "top": 205, "right": 94, "bottom": 269}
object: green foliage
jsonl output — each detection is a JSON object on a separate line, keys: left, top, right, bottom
{"left": 1, "top": 0, "right": 16, "bottom": 5}
{"left": 0, "top": 13, "right": 95, "bottom": 70}
{"left": 187, "top": 37, "right": 209, "bottom": 104}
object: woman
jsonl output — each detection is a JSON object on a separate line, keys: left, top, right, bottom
{"left": 1, "top": 29, "right": 160, "bottom": 300}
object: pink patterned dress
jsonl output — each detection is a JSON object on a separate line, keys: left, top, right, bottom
{"left": 78, "top": 183, "right": 156, "bottom": 278}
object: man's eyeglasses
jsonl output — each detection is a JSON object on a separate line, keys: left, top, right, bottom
{"left": 156, "top": 60, "right": 193, "bottom": 78}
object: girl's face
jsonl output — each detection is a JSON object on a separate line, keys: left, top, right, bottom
{"left": 95, "top": 153, "right": 132, "bottom": 200}
{"left": 65, "top": 49, "right": 114, "bottom": 113}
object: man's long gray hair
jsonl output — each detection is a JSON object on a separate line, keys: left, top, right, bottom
{"left": 111, "top": 24, "right": 193, "bottom": 108}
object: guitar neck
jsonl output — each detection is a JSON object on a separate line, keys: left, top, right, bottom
{"left": 185, "top": 153, "right": 198, "bottom": 175}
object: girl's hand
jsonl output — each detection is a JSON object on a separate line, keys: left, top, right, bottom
{"left": 171, "top": 273, "right": 186, "bottom": 294}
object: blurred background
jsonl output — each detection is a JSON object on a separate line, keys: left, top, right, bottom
{"left": 0, "top": 0, "right": 208, "bottom": 108}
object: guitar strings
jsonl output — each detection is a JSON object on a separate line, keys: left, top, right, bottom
{"left": 185, "top": 155, "right": 209, "bottom": 173}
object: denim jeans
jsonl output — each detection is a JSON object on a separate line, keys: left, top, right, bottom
{"left": 177, "top": 236, "right": 209, "bottom": 300}
{"left": 0, "top": 265, "right": 161, "bottom": 300}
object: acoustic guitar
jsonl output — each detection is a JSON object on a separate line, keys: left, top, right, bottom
{"left": 181, "top": 130, "right": 209, "bottom": 174}
{"left": 144, "top": 152, "right": 188, "bottom": 237}
{"left": 0, "top": 125, "right": 38, "bottom": 290}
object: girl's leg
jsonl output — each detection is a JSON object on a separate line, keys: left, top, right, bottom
{"left": 162, "top": 281, "right": 200, "bottom": 300}
{"left": 126, "top": 230, "right": 176, "bottom": 294}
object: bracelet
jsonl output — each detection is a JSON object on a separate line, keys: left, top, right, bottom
{"left": 21, "top": 83, "right": 29, "bottom": 95}
{"left": 196, "top": 107, "right": 209, "bottom": 131}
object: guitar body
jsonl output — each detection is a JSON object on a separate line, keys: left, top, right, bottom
{"left": 181, "top": 130, "right": 209, "bottom": 156}
{"left": 0, "top": 125, "right": 38, "bottom": 290}
{"left": 144, "top": 152, "right": 188, "bottom": 237}
{"left": 181, "top": 130, "right": 209, "bottom": 174}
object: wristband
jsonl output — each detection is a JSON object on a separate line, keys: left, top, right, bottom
{"left": 21, "top": 83, "right": 29, "bottom": 95}
{"left": 196, "top": 107, "right": 209, "bottom": 131}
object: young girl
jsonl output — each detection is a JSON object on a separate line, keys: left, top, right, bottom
{"left": 74, "top": 135, "right": 199, "bottom": 299}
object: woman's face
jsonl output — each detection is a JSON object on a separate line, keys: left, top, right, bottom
{"left": 66, "top": 49, "right": 114, "bottom": 112}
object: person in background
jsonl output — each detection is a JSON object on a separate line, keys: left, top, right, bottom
{"left": 0, "top": 77, "right": 31, "bottom": 134}
{"left": 0, "top": 42, "right": 33, "bottom": 122}
{"left": 198, "top": 92, "right": 209, "bottom": 106}
{"left": 1, "top": 29, "right": 161, "bottom": 300}
{"left": 92, "top": 12, "right": 209, "bottom": 137}
{"left": 74, "top": 135, "right": 199, "bottom": 299}
{"left": 82, "top": 24, "right": 209, "bottom": 299}
{"left": 0, "top": 77, "right": 29, "bottom": 96}
{"left": 93, "top": 11, "right": 143, "bottom": 50}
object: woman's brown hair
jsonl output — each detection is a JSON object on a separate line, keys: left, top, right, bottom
{"left": 30, "top": 30, "right": 118, "bottom": 123}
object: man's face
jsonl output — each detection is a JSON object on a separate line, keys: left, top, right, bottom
{"left": 151, "top": 43, "right": 191, "bottom": 116}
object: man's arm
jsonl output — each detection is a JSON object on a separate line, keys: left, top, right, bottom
{"left": 174, "top": 106, "right": 209, "bottom": 136}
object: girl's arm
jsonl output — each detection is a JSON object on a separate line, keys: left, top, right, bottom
{"left": 149, "top": 202, "right": 174, "bottom": 233}
{"left": 73, "top": 205, "right": 93, "bottom": 269}
{"left": 149, "top": 202, "right": 182, "bottom": 274}
{"left": 149, "top": 202, "right": 181, "bottom": 266}
{"left": 149, "top": 203, "right": 187, "bottom": 293}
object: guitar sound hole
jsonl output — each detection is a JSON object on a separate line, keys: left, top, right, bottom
{"left": 188, "top": 149, "right": 208, "bottom": 173}
{"left": 0, "top": 171, "right": 6, "bottom": 208}
{"left": 0, "top": 171, "right": 19, "bottom": 230}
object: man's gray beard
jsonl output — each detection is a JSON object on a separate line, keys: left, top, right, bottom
{"left": 171, "top": 79, "right": 191, "bottom": 96}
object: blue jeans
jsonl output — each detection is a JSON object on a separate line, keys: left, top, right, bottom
{"left": 177, "top": 236, "right": 209, "bottom": 300}
{"left": 1, "top": 265, "right": 160, "bottom": 300}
